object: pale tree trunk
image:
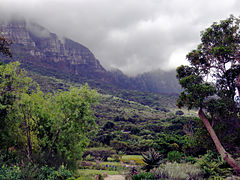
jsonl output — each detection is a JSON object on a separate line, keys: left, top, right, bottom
{"left": 234, "top": 74, "right": 240, "bottom": 128}
{"left": 198, "top": 108, "right": 240, "bottom": 175}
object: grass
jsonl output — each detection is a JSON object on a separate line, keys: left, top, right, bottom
{"left": 100, "top": 161, "right": 121, "bottom": 166}
{"left": 122, "top": 155, "right": 142, "bottom": 160}
{"left": 122, "top": 155, "right": 145, "bottom": 165}
{"left": 77, "top": 155, "right": 144, "bottom": 179}
{"left": 76, "top": 169, "right": 120, "bottom": 180}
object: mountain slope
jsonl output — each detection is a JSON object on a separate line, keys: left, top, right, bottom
{"left": 133, "top": 69, "right": 181, "bottom": 94}
{"left": 0, "top": 19, "right": 181, "bottom": 94}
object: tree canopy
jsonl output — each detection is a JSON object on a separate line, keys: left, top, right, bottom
{"left": 0, "top": 61, "right": 98, "bottom": 169}
{"left": 176, "top": 15, "right": 240, "bottom": 174}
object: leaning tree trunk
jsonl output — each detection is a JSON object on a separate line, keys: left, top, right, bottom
{"left": 198, "top": 108, "right": 240, "bottom": 175}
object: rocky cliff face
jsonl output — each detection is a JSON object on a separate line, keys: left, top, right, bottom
{"left": 0, "top": 20, "right": 106, "bottom": 79}
{"left": 0, "top": 20, "right": 181, "bottom": 94}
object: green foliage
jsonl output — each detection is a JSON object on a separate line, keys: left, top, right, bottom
{"left": 176, "top": 15, "right": 240, "bottom": 115}
{"left": 83, "top": 148, "right": 115, "bottom": 161}
{"left": 0, "top": 62, "right": 37, "bottom": 149}
{"left": 197, "top": 151, "right": 233, "bottom": 178}
{"left": 0, "top": 165, "right": 22, "bottom": 180}
{"left": 176, "top": 15, "right": 240, "bottom": 172}
{"left": 152, "top": 133, "right": 193, "bottom": 156}
{"left": 37, "top": 165, "right": 73, "bottom": 180}
{"left": 131, "top": 172, "right": 155, "bottom": 180}
{"left": 0, "top": 163, "right": 73, "bottom": 180}
{"left": 141, "top": 149, "right": 162, "bottom": 172}
{"left": 167, "top": 151, "right": 183, "bottom": 163}
{"left": 152, "top": 162, "right": 203, "bottom": 180}
{"left": 185, "top": 156, "right": 197, "bottom": 164}
{"left": 0, "top": 62, "right": 98, "bottom": 170}
{"left": 122, "top": 155, "right": 144, "bottom": 165}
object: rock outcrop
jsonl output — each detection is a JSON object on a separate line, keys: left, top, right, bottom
{"left": 0, "top": 20, "right": 106, "bottom": 79}
{"left": 0, "top": 20, "right": 181, "bottom": 94}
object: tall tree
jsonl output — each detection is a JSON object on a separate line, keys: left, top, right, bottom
{"left": 0, "top": 61, "right": 98, "bottom": 169}
{"left": 176, "top": 15, "right": 240, "bottom": 174}
{"left": 0, "top": 62, "right": 35, "bottom": 149}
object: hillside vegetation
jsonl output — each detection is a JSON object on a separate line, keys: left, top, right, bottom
{"left": 1, "top": 16, "right": 240, "bottom": 179}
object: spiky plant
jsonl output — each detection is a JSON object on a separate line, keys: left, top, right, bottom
{"left": 142, "top": 148, "right": 162, "bottom": 172}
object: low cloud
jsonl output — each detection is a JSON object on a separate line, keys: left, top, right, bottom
{"left": 0, "top": 0, "right": 239, "bottom": 75}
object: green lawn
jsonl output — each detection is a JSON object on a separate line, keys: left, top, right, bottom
{"left": 76, "top": 169, "right": 120, "bottom": 179}
{"left": 122, "top": 155, "right": 144, "bottom": 165}
{"left": 122, "top": 155, "right": 142, "bottom": 160}
{"left": 76, "top": 155, "right": 144, "bottom": 179}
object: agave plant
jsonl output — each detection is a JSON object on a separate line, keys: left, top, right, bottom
{"left": 142, "top": 148, "right": 162, "bottom": 172}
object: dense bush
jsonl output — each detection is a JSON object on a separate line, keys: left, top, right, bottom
{"left": 0, "top": 164, "right": 73, "bottom": 180}
{"left": 37, "top": 165, "right": 73, "bottom": 180}
{"left": 0, "top": 62, "right": 98, "bottom": 175}
{"left": 131, "top": 172, "right": 155, "bottom": 180}
{"left": 83, "top": 148, "right": 115, "bottom": 161}
{"left": 151, "top": 162, "right": 203, "bottom": 180}
{"left": 167, "top": 151, "right": 183, "bottom": 163}
{"left": 185, "top": 156, "right": 197, "bottom": 164}
{"left": 142, "top": 149, "right": 162, "bottom": 172}
{"left": 0, "top": 165, "right": 22, "bottom": 180}
{"left": 197, "top": 151, "right": 233, "bottom": 178}
{"left": 152, "top": 133, "right": 185, "bottom": 156}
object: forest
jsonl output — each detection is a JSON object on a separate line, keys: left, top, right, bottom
{"left": 1, "top": 16, "right": 240, "bottom": 180}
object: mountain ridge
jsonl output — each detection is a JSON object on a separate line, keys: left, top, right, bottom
{"left": 0, "top": 19, "right": 181, "bottom": 94}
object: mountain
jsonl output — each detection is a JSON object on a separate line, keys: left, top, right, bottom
{"left": 133, "top": 69, "right": 181, "bottom": 94}
{"left": 0, "top": 20, "right": 107, "bottom": 78}
{"left": 0, "top": 20, "right": 181, "bottom": 94}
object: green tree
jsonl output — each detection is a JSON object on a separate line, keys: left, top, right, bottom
{"left": 46, "top": 85, "right": 98, "bottom": 169}
{"left": 13, "top": 84, "right": 98, "bottom": 169}
{"left": 176, "top": 15, "right": 240, "bottom": 174}
{"left": 0, "top": 62, "right": 36, "bottom": 150}
{"left": 0, "top": 61, "right": 98, "bottom": 169}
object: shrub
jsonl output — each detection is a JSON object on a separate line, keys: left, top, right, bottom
{"left": 167, "top": 151, "right": 183, "bottom": 163}
{"left": 0, "top": 165, "right": 22, "bottom": 180}
{"left": 142, "top": 149, "right": 162, "bottom": 171}
{"left": 83, "top": 148, "right": 115, "bottom": 161}
{"left": 37, "top": 165, "right": 73, "bottom": 180}
{"left": 151, "top": 162, "right": 203, "bottom": 180}
{"left": 197, "top": 151, "right": 233, "bottom": 178}
{"left": 131, "top": 172, "right": 155, "bottom": 180}
{"left": 185, "top": 156, "right": 197, "bottom": 164}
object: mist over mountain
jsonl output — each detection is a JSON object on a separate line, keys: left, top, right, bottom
{"left": 133, "top": 69, "right": 181, "bottom": 94}
{"left": 0, "top": 20, "right": 181, "bottom": 94}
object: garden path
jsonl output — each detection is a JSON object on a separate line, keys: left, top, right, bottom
{"left": 104, "top": 175, "right": 125, "bottom": 180}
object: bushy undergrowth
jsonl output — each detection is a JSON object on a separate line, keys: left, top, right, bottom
{"left": 131, "top": 172, "right": 155, "bottom": 180}
{"left": 0, "top": 165, "right": 22, "bottom": 180}
{"left": 167, "top": 151, "right": 183, "bottom": 163}
{"left": 197, "top": 151, "right": 233, "bottom": 178}
{"left": 151, "top": 162, "right": 203, "bottom": 180}
{"left": 185, "top": 156, "right": 197, "bottom": 164}
{"left": 0, "top": 163, "right": 73, "bottom": 180}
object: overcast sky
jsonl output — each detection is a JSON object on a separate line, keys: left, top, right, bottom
{"left": 0, "top": 0, "right": 240, "bottom": 76}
